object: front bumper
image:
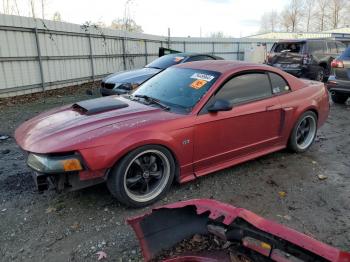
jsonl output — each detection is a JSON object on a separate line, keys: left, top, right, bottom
{"left": 128, "top": 199, "right": 350, "bottom": 262}
{"left": 26, "top": 153, "right": 105, "bottom": 192}
{"left": 30, "top": 171, "right": 105, "bottom": 192}
{"left": 326, "top": 76, "right": 350, "bottom": 94}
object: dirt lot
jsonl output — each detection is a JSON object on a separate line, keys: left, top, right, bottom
{"left": 0, "top": 84, "right": 349, "bottom": 262}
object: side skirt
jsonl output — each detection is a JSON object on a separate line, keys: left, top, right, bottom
{"left": 192, "top": 145, "right": 286, "bottom": 179}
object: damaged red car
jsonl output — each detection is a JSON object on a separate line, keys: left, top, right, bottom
{"left": 15, "top": 61, "right": 329, "bottom": 207}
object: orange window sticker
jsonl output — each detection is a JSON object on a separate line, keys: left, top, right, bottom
{"left": 174, "top": 56, "right": 184, "bottom": 62}
{"left": 190, "top": 79, "right": 207, "bottom": 89}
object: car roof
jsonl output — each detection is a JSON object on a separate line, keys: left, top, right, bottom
{"left": 174, "top": 60, "right": 272, "bottom": 74}
{"left": 275, "top": 38, "right": 339, "bottom": 43}
{"left": 164, "top": 52, "right": 220, "bottom": 59}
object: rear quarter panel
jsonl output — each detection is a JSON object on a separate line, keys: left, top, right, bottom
{"left": 278, "top": 80, "right": 329, "bottom": 143}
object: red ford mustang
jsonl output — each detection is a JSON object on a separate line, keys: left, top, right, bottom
{"left": 15, "top": 61, "right": 329, "bottom": 207}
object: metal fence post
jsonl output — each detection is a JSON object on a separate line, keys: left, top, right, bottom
{"left": 122, "top": 37, "right": 127, "bottom": 70}
{"left": 183, "top": 41, "right": 186, "bottom": 52}
{"left": 88, "top": 33, "right": 95, "bottom": 80}
{"left": 144, "top": 40, "right": 148, "bottom": 65}
{"left": 212, "top": 42, "right": 215, "bottom": 55}
{"left": 237, "top": 42, "right": 240, "bottom": 60}
{"left": 34, "top": 27, "right": 45, "bottom": 91}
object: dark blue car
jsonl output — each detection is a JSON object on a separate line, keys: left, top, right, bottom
{"left": 100, "top": 53, "right": 222, "bottom": 96}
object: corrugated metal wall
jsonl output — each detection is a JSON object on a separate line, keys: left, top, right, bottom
{"left": 0, "top": 14, "right": 276, "bottom": 98}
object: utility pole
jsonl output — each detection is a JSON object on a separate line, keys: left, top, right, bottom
{"left": 167, "top": 27, "right": 170, "bottom": 48}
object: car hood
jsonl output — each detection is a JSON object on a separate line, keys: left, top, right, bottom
{"left": 15, "top": 96, "right": 178, "bottom": 154}
{"left": 103, "top": 67, "right": 162, "bottom": 85}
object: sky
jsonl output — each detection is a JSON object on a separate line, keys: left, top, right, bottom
{"left": 3, "top": 0, "right": 288, "bottom": 37}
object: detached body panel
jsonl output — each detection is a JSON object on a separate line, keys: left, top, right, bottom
{"left": 128, "top": 199, "right": 350, "bottom": 262}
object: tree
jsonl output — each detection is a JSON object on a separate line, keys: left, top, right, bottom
{"left": 304, "top": 0, "right": 315, "bottom": 32}
{"left": 52, "top": 11, "right": 61, "bottom": 22}
{"left": 41, "top": 0, "right": 46, "bottom": 19}
{"left": 315, "top": 0, "right": 329, "bottom": 31}
{"left": 260, "top": 10, "right": 279, "bottom": 33}
{"left": 2, "top": 0, "right": 20, "bottom": 15}
{"left": 281, "top": 0, "right": 304, "bottom": 32}
{"left": 30, "top": 0, "right": 36, "bottom": 18}
{"left": 210, "top": 31, "right": 224, "bottom": 38}
{"left": 110, "top": 18, "right": 143, "bottom": 33}
{"left": 329, "top": 0, "right": 346, "bottom": 29}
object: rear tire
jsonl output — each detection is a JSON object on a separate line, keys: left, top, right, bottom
{"left": 107, "top": 145, "right": 175, "bottom": 208}
{"left": 331, "top": 92, "right": 348, "bottom": 104}
{"left": 314, "top": 67, "right": 325, "bottom": 82}
{"left": 288, "top": 111, "right": 318, "bottom": 153}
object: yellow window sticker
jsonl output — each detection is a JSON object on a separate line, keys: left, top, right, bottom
{"left": 190, "top": 79, "right": 207, "bottom": 89}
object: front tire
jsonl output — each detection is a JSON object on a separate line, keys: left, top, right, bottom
{"left": 288, "top": 111, "right": 318, "bottom": 153}
{"left": 107, "top": 145, "right": 175, "bottom": 207}
{"left": 331, "top": 92, "right": 348, "bottom": 104}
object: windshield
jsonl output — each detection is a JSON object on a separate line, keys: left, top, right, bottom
{"left": 273, "top": 42, "right": 304, "bottom": 53}
{"left": 145, "top": 54, "right": 187, "bottom": 69}
{"left": 132, "top": 67, "right": 221, "bottom": 113}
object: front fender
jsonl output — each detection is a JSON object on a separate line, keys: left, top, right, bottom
{"left": 79, "top": 127, "right": 194, "bottom": 180}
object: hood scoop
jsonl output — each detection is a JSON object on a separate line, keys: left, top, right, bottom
{"left": 72, "top": 97, "right": 129, "bottom": 115}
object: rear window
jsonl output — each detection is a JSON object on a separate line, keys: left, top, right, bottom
{"left": 273, "top": 42, "right": 304, "bottom": 53}
{"left": 340, "top": 47, "right": 350, "bottom": 60}
{"left": 145, "top": 54, "right": 186, "bottom": 69}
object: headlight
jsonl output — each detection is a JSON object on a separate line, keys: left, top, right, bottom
{"left": 27, "top": 153, "right": 83, "bottom": 174}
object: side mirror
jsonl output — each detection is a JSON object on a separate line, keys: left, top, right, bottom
{"left": 207, "top": 99, "right": 233, "bottom": 113}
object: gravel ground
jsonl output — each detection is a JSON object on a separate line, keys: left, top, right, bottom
{"left": 0, "top": 84, "right": 349, "bottom": 261}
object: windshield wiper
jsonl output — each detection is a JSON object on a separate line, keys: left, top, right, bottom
{"left": 134, "top": 94, "right": 170, "bottom": 111}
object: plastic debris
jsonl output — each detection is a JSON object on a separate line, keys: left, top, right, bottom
{"left": 96, "top": 251, "right": 107, "bottom": 260}
{"left": 278, "top": 191, "right": 287, "bottom": 198}
{"left": 318, "top": 174, "right": 328, "bottom": 180}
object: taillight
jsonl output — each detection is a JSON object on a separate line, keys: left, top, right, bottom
{"left": 303, "top": 54, "right": 312, "bottom": 65}
{"left": 266, "top": 53, "right": 272, "bottom": 63}
{"left": 331, "top": 59, "right": 344, "bottom": 68}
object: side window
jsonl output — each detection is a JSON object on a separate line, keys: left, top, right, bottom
{"left": 187, "top": 55, "right": 215, "bottom": 62}
{"left": 308, "top": 41, "right": 325, "bottom": 54}
{"left": 269, "top": 72, "right": 290, "bottom": 94}
{"left": 336, "top": 42, "right": 346, "bottom": 54}
{"left": 327, "top": 41, "right": 337, "bottom": 53}
{"left": 215, "top": 73, "right": 272, "bottom": 105}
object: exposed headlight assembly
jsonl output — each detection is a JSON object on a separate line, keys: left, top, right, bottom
{"left": 27, "top": 153, "right": 83, "bottom": 174}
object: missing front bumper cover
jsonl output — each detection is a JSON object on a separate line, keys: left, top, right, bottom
{"left": 31, "top": 172, "right": 104, "bottom": 193}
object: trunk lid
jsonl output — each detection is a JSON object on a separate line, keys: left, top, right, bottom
{"left": 334, "top": 48, "right": 350, "bottom": 80}
{"left": 334, "top": 60, "right": 350, "bottom": 81}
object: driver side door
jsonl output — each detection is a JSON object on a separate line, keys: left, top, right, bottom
{"left": 193, "top": 71, "right": 284, "bottom": 176}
